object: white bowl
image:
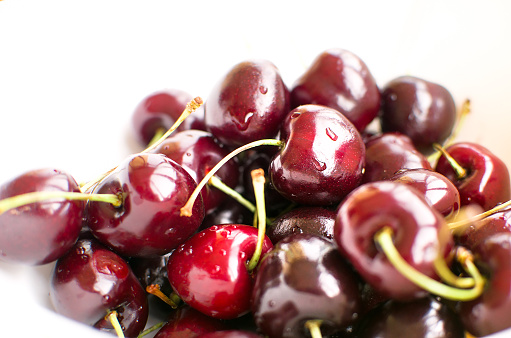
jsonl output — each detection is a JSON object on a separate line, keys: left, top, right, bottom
{"left": 1, "top": 0, "right": 510, "bottom": 337}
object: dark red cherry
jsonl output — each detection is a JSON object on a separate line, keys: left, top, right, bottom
{"left": 355, "top": 296, "right": 465, "bottom": 338}
{"left": 267, "top": 206, "right": 336, "bottom": 244}
{"left": 380, "top": 76, "right": 457, "bottom": 154}
{"left": 167, "top": 224, "right": 273, "bottom": 319}
{"left": 200, "top": 197, "right": 252, "bottom": 231}
{"left": 132, "top": 89, "right": 205, "bottom": 146}
{"left": 153, "top": 305, "right": 230, "bottom": 338}
{"left": 270, "top": 104, "right": 365, "bottom": 206}
{"left": 50, "top": 238, "right": 148, "bottom": 337}
{"left": 389, "top": 168, "right": 460, "bottom": 217}
{"left": 0, "top": 168, "right": 83, "bottom": 265}
{"left": 204, "top": 59, "right": 290, "bottom": 148}
{"left": 197, "top": 331, "right": 262, "bottom": 338}
{"left": 85, "top": 152, "right": 205, "bottom": 257}
{"left": 435, "top": 142, "right": 511, "bottom": 211}
{"left": 363, "top": 132, "right": 432, "bottom": 183}
{"left": 251, "top": 233, "right": 362, "bottom": 338}
{"left": 455, "top": 208, "right": 511, "bottom": 249}
{"left": 334, "top": 181, "right": 453, "bottom": 300}
{"left": 290, "top": 48, "right": 380, "bottom": 132}
{"left": 458, "top": 232, "right": 511, "bottom": 336}
{"left": 150, "top": 129, "right": 239, "bottom": 214}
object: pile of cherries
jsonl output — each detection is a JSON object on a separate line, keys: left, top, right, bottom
{"left": 2, "top": 48, "right": 511, "bottom": 338}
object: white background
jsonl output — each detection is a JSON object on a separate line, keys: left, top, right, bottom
{"left": 1, "top": 0, "right": 511, "bottom": 337}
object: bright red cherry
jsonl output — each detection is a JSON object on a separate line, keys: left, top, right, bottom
{"left": 0, "top": 168, "right": 83, "bottom": 265}
{"left": 85, "top": 152, "right": 205, "bottom": 257}
{"left": 290, "top": 48, "right": 381, "bottom": 132}
{"left": 204, "top": 59, "right": 290, "bottom": 148}
{"left": 166, "top": 224, "right": 273, "bottom": 319}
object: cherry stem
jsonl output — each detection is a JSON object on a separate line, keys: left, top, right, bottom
{"left": 147, "top": 127, "right": 167, "bottom": 148}
{"left": 432, "top": 143, "right": 467, "bottom": 179}
{"left": 180, "top": 138, "right": 284, "bottom": 217}
{"left": 80, "top": 97, "right": 203, "bottom": 193}
{"left": 304, "top": 319, "right": 323, "bottom": 338}
{"left": 247, "top": 168, "right": 267, "bottom": 272}
{"left": 0, "top": 191, "right": 122, "bottom": 215}
{"left": 146, "top": 284, "right": 180, "bottom": 309}
{"left": 448, "top": 199, "right": 511, "bottom": 230}
{"left": 105, "top": 310, "right": 125, "bottom": 338}
{"left": 137, "top": 321, "right": 165, "bottom": 338}
{"left": 208, "top": 175, "right": 256, "bottom": 213}
{"left": 374, "top": 226, "right": 485, "bottom": 301}
{"left": 433, "top": 251, "right": 475, "bottom": 289}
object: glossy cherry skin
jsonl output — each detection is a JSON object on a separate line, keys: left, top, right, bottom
{"left": 205, "top": 59, "right": 290, "bottom": 148}
{"left": 270, "top": 104, "right": 365, "bottom": 206}
{"left": 167, "top": 224, "right": 273, "bottom": 319}
{"left": 355, "top": 296, "right": 465, "bottom": 338}
{"left": 267, "top": 206, "right": 336, "bottom": 244}
{"left": 85, "top": 153, "right": 205, "bottom": 257}
{"left": 389, "top": 168, "right": 460, "bottom": 217}
{"left": 363, "top": 132, "right": 432, "bottom": 183}
{"left": 458, "top": 232, "right": 511, "bottom": 336}
{"left": 131, "top": 88, "right": 205, "bottom": 146}
{"left": 0, "top": 168, "right": 83, "bottom": 265}
{"left": 334, "top": 181, "right": 453, "bottom": 300}
{"left": 435, "top": 142, "right": 511, "bottom": 211}
{"left": 200, "top": 198, "right": 252, "bottom": 231}
{"left": 50, "top": 239, "right": 148, "bottom": 337}
{"left": 251, "top": 233, "right": 362, "bottom": 338}
{"left": 290, "top": 48, "right": 380, "bottom": 132}
{"left": 153, "top": 305, "right": 229, "bottom": 338}
{"left": 151, "top": 129, "right": 239, "bottom": 214}
{"left": 380, "top": 76, "right": 457, "bottom": 154}
{"left": 455, "top": 209, "right": 511, "bottom": 249}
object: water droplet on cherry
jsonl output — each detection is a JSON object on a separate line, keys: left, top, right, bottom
{"left": 312, "top": 158, "right": 327, "bottom": 171}
{"left": 259, "top": 86, "right": 268, "bottom": 94}
{"left": 326, "top": 127, "right": 338, "bottom": 141}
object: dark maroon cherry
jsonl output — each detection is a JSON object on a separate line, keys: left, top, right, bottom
{"left": 355, "top": 296, "right": 465, "bottom": 338}
{"left": 267, "top": 206, "right": 336, "bottom": 244}
{"left": 132, "top": 88, "right": 205, "bottom": 146}
{"left": 290, "top": 48, "right": 380, "bottom": 132}
{"left": 380, "top": 76, "right": 457, "bottom": 154}
{"left": 153, "top": 305, "right": 230, "bottom": 338}
{"left": 270, "top": 104, "right": 365, "bottom": 206}
{"left": 200, "top": 197, "right": 252, "bottom": 231}
{"left": 363, "top": 132, "right": 432, "bottom": 183}
{"left": 435, "top": 142, "right": 511, "bottom": 211}
{"left": 251, "top": 233, "right": 362, "bottom": 338}
{"left": 167, "top": 224, "right": 273, "bottom": 319}
{"left": 150, "top": 129, "right": 239, "bottom": 214}
{"left": 389, "top": 168, "right": 460, "bottom": 217}
{"left": 50, "top": 239, "right": 149, "bottom": 337}
{"left": 334, "top": 181, "right": 453, "bottom": 300}
{"left": 455, "top": 208, "right": 511, "bottom": 249}
{"left": 0, "top": 168, "right": 83, "bottom": 265}
{"left": 458, "top": 232, "right": 511, "bottom": 336}
{"left": 85, "top": 152, "right": 205, "bottom": 257}
{"left": 204, "top": 59, "right": 290, "bottom": 148}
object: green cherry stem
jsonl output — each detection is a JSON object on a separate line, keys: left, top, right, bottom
{"left": 137, "top": 322, "right": 165, "bottom": 338}
{"left": 146, "top": 284, "right": 180, "bottom": 309}
{"left": 433, "top": 251, "right": 475, "bottom": 289}
{"left": 105, "top": 310, "right": 125, "bottom": 338}
{"left": 448, "top": 199, "right": 511, "bottom": 231}
{"left": 432, "top": 143, "right": 467, "bottom": 179}
{"left": 146, "top": 127, "right": 167, "bottom": 148}
{"left": 208, "top": 175, "right": 256, "bottom": 213}
{"left": 0, "top": 191, "right": 122, "bottom": 215}
{"left": 374, "top": 226, "right": 485, "bottom": 301}
{"left": 247, "top": 168, "right": 267, "bottom": 272}
{"left": 304, "top": 319, "right": 324, "bottom": 338}
{"left": 180, "top": 138, "right": 284, "bottom": 217}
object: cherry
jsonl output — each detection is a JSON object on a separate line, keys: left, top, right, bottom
{"left": 166, "top": 224, "right": 273, "bottom": 319}
{"left": 150, "top": 129, "right": 239, "bottom": 214}
{"left": 50, "top": 238, "right": 149, "bottom": 337}
{"left": 132, "top": 89, "right": 205, "bottom": 146}
{"left": 334, "top": 181, "right": 453, "bottom": 300}
{"left": 290, "top": 48, "right": 381, "bottom": 132}
{"left": 153, "top": 305, "right": 229, "bottom": 338}
{"left": 379, "top": 76, "right": 457, "bottom": 154}
{"left": 197, "top": 331, "right": 262, "bottom": 338}
{"left": 85, "top": 152, "right": 205, "bottom": 257}
{"left": 200, "top": 197, "right": 253, "bottom": 230}
{"left": 0, "top": 168, "right": 83, "bottom": 265}
{"left": 435, "top": 142, "right": 511, "bottom": 211}
{"left": 455, "top": 208, "right": 511, "bottom": 249}
{"left": 363, "top": 132, "right": 432, "bottom": 183}
{"left": 389, "top": 168, "right": 460, "bottom": 218}
{"left": 270, "top": 104, "right": 365, "bottom": 206}
{"left": 267, "top": 206, "right": 336, "bottom": 244}
{"left": 458, "top": 232, "right": 511, "bottom": 336}
{"left": 251, "top": 233, "right": 362, "bottom": 338}
{"left": 204, "top": 59, "right": 290, "bottom": 148}
{"left": 354, "top": 296, "right": 465, "bottom": 338}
